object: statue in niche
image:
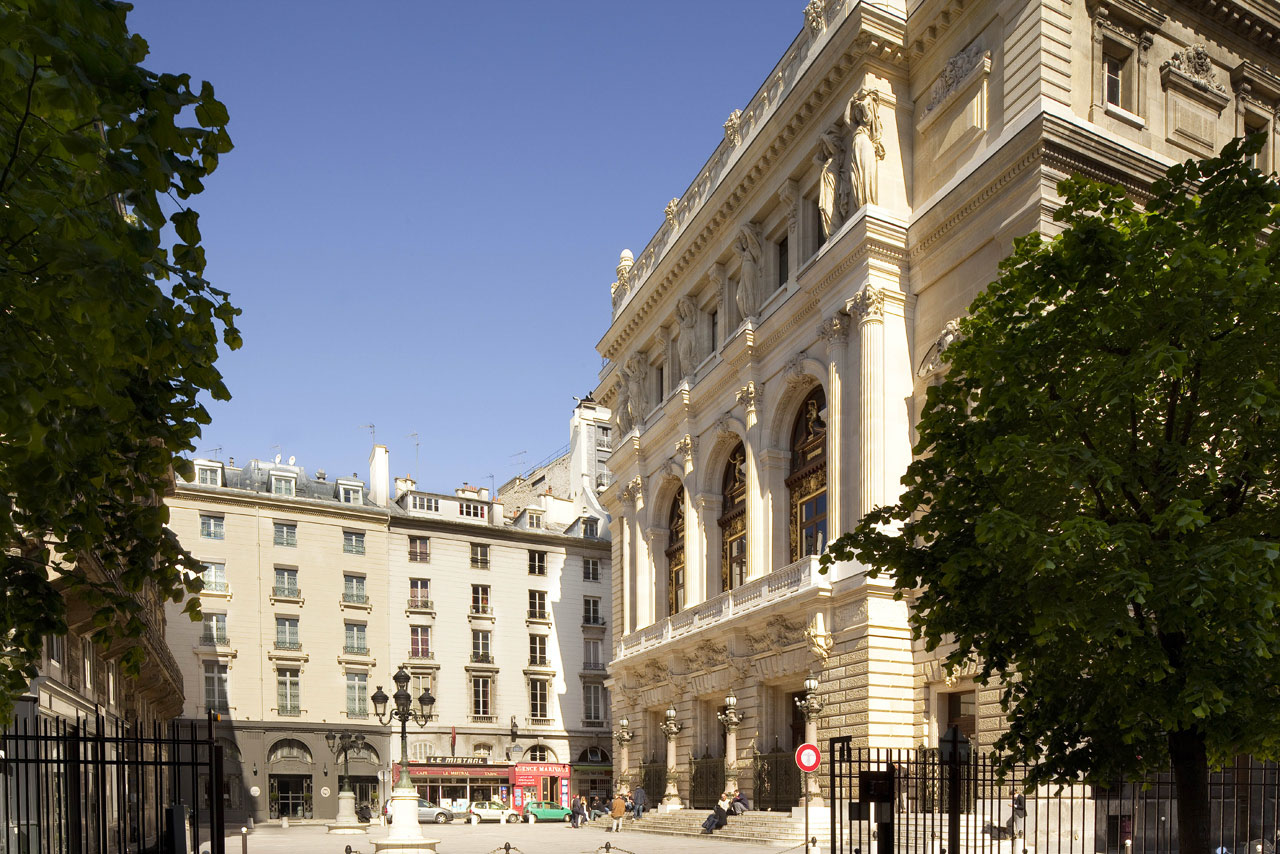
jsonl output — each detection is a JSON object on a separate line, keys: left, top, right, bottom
{"left": 844, "top": 88, "right": 885, "bottom": 209}
{"left": 733, "top": 224, "right": 763, "bottom": 319}
{"left": 675, "top": 297, "right": 697, "bottom": 378}
{"left": 814, "top": 124, "right": 845, "bottom": 241}
{"left": 621, "top": 353, "right": 646, "bottom": 432}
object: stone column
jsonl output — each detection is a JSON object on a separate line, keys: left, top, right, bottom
{"left": 631, "top": 478, "right": 653, "bottom": 627}
{"left": 694, "top": 493, "right": 718, "bottom": 601}
{"left": 677, "top": 436, "right": 702, "bottom": 606}
{"left": 820, "top": 313, "right": 850, "bottom": 538}
{"left": 737, "top": 382, "right": 766, "bottom": 578}
{"left": 849, "top": 286, "right": 885, "bottom": 518}
{"left": 619, "top": 481, "right": 640, "bottom": 633}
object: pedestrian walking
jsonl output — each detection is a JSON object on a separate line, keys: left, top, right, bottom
{"left": 1005, "top": 793, "right": 1026, "bottom": 839}
{"left": 632, "top": 785, "right": 646, "bottom": 819}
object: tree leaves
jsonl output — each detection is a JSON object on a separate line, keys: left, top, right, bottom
{"left": 0, "top": 0, "right": 239, "bottom": 724}
{"left": 823, "top": 135, "right": 1280, "bottom": 786}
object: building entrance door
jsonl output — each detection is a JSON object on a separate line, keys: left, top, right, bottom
{"left": 269, "top": 774, "right": 312, "bottom": 819}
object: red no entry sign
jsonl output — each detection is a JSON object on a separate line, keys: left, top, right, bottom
{"left": 795, "top": 742, "right": 821, "bottom": 773}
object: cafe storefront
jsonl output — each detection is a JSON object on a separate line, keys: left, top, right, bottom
{"left": 394, "top": 758, "right": 513, "bottom": 813}
{"left": 511, "top": 762, "right": 571, "bottom": 810}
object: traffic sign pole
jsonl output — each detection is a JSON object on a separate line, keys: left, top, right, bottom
{"left": 795, "top": 742, "right": 821, "bottom": 852}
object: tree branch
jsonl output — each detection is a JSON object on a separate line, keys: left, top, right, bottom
{"left": 1, "top": 59, "right": 41, "bottom": 193}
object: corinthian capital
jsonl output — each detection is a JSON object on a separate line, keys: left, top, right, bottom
{"left": 819, "top": 312, "right": 850, "bottom": 345}
{"left": 849, "top": 285, "right": 884, "bottom": 322}
{"left": 736, "top": 381, "right": 760, "bottom": 412}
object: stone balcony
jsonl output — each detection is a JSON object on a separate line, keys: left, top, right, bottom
{"left": 614, "top": 555, "right": 831, "bottom": 662}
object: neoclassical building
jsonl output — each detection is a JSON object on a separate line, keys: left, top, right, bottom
{"left": 596, "top": 0, "right": 1278, "bottom": 809}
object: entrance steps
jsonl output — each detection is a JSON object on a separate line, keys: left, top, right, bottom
{"left": 592, "top": 809, "right": 827, "bottom": 846}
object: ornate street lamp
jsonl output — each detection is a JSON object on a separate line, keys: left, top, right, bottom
{"left": 324, "top": 729, "right": 367, "bottom": 832}
{"left": 794, "top": 676, "right": 825, "bottom": 807}
{"left": 372, "top": 667, "right": 435, "bottom": 792}
{"left": 658, "top": 704, "right": 683, "bottom": 806}
{"left": 717, "top": 689, "right": 743, "bottom": 791}
{"left": 370, "top": 668, "right": 436, "bottom": 849}
{"left": 613, "top": 717, "right": 634, "bottom": 790}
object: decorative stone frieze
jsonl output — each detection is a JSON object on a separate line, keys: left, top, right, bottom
{"left": 664, "top": 198, "right": 680, "bottom": 227}
{"left": 925, "top": 43, "right": 987, "bottom": 115}
{"left": 916, "top": 318, "right": 962, "bottom": 378}
{"left": 805, "top": 0, "right": 826, "bottom": 34}
{"left": 724, "top": 109, "right": 743, "bottom": 146}
{"left": 1162, "top": 44, "right": 1225, "bottom": 93}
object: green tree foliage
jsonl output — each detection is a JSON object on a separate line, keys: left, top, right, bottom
{"left": 823, "top": 137, "right": 1280, "bottom": 853}
{"left": 0, "top": 0, "right": 239, "bottom": 722}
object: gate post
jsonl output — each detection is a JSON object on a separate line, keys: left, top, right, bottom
{"left": 940, "top": 726, "right": 970, "bottom": 854}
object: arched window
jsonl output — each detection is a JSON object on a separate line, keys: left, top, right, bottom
{"left": 473, "top": 743, "right": 492, "bottom": 759}
{"left": 719, "top": 443, "right": 748, "bottom": 591}
{"left": 577, "top": 746, "right": 610, "bottom": 764}
{"left": 267, "top": 738, "right": 313, "bottom": 764}
{"left": 665, "top": 488, "right": 686, "bottom": 616}
{"left": 788, "top": 386, "right": 828, "bottom": 561}
{"left": 527, "top": 744, "right": 555, "bottom": 762}
{"left": 348, "top": 743, "right": 380, "bottom": 763}
{"left": 217, "top": 738, "right": 241, "bottom": 763}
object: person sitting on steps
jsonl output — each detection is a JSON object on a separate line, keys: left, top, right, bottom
{"left": 701, "top": 793, "right": 730, "bottom": 834}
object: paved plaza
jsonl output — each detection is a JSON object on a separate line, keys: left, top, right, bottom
{"left": 207, "top": 822, "right": 814, "bottom": 854}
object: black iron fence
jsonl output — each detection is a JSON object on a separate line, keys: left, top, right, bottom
{"left": 1, "top": 712, "right": 225, "bottom": 854}
{"left": 755, "top": 750, "right": 802, "bottom": 812}
{"left": 690, "top": 755, "right": 726, "bottom": 809}
{"left": 639, "top": 762, "right": 666, "bottom": 811}
{"left": 829, "top": 739, "right": 1279, "bottom": 854}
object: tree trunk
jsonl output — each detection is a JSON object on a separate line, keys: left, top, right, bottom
{"left": 1169, "top": 728, "right": 1211, "bottom": 854}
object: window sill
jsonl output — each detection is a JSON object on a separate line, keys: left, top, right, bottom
{"left": 1103, "top": 102, "right": 1146, "bottom": 129}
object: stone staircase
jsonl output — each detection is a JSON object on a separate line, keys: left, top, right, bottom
{"left": 591, "top": 809, "right": 826, "bottom": 847}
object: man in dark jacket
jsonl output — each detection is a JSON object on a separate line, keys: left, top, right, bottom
{"left": 632, "top": 786, "right": 646, "bottom": 819}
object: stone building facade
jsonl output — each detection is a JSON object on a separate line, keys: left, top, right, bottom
{"left": 596, "top": 0, "right": 1279, "bottom": 808}
{"left": 164, "top": 402, "right": 613, "bottom": 823}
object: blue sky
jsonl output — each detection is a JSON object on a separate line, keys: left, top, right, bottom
{"left": 129, "top": 2, "right": 800, "bottom": 494}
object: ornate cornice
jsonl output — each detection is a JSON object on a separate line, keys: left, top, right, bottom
{"left": 600, "top": 3, "right": 907, "bottom": 362}
{"left": 1177, "top": 0, "right": 1280, "bottom": 51}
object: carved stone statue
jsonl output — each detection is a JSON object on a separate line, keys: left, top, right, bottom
{"left": 733, "top": 224, "right": 763, "bottom": 319}
{"left": 844, "top": 89, "right": 885, "bottom": 210}
{"left": 814, "top": 124, "right": 845, "bottom": 240}
{"left": 675, "top": 297, "right": 697, "bottom": 378}
{"left": 621, "top": 353, "right": 646, "bottom": 432}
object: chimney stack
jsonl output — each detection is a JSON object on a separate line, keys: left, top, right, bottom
{"left": 369, "top": 445, "right": 390, "bottom": 507}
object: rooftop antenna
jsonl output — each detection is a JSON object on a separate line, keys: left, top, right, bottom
{"left": 407, "top": 432, "right": 421, "bottom": 478}
{"left": 206, "top": 447, "right": 223, "bottom": 460}
{"left": 509, "top": 450, "right": 527, "bottom": 473}
{"left": 488, "top": 473, "right": 496, "bottom": 497}
{"left": 359, "top": 423, "right": 376, "bottom": 444}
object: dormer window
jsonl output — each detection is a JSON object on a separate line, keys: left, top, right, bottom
{"left": 527, "top": 511, "right": 544, "bottom": 530}
{"left": 411, "top": 495, "right": 440, "bottom": 512}
{"left": 271, "top": 475, "right": 296, "bottom": 497}
{"left": 582, "top": 519, "right": 599, "bottom": 538}
{"left": 460, "top": 502, "right": 486, "bottom": 519}
{"left": 195, "top": 465, "right": 221, "bottom": 486}
{"left": 340, "top": 485, "right": 362, "bottom": 504}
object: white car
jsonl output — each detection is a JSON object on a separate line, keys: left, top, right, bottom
{"left": 467, "top": 800, "right": 520, "bottom": 823}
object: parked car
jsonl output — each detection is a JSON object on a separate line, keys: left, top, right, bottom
{"left": 521, "top": 800, "right": 572, "bottom": 823}
{"left": 468, "top": 800, "right": 520, "bottom": 823}
{"left": 383, "top": 798, "right": 455, "bottom": 824}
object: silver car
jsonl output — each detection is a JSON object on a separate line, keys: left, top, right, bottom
{"left": 384, "top": 798, "right": 454, "bottom": 824}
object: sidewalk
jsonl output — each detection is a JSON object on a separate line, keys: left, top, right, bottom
{"left": 208, "top": 821, "right": 816, "bottom": 854}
